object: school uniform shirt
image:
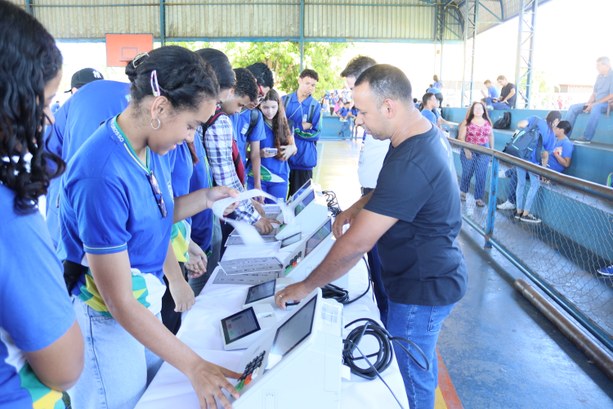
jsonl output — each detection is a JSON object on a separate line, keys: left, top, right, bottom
{"left": 168, "top": 143, "right": 194, "bottom": 262}
{"left": 190, "top": 131, "right": 214, "bottom": 252}
{"left": 0, "top": 185, "right": 75, "bottom": 408}
{"left": 526, "top": 116, "right": 556, "bottom": 165}
{"left": 60, "top": 116, "right": 174, "bottom": 316}
{"left": 231, "top": 109, "right": 266, "bottom": 167}
{"left": 247, "top": 121, "right": 289, "bottom": 185}
{"left": 45, "top": 80, "right": 131, "bottom": 254}
{"left": 421, "top": 109, "right": 438, "bottom": 125}
{"left": 282, "top": 92, "right": 322, "bottom": 171}
{"left": 548, "top": 137, "right": 574, "bottom": 173}
{"left": 358, "top": 133, "right": 390, "bottom": 190}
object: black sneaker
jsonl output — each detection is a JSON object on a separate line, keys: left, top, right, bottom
{"left": 514, "top": 213, "right": 522, "bottom": 220}
{"left": 520, "top": 214, "right": 541, "bottom": 224}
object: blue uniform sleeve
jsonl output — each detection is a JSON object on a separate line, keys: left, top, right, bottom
{"left": 561, "top": 139, "right": 574, "bottom": 158}
{"left": 0, "top": 212, "right": 74, "bottom": 352}
{"left": 67, "top": 176, "right": 131, "bottom": 254}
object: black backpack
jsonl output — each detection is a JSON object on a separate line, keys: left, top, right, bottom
{"left": 503, "top": 125, "right": 542, "bottom": 162}
{"left": 493, "top": 111, "right": 511, "bottom": 129}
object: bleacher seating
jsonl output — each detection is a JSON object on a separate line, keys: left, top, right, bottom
{"left": 442, "top": 107, "right": 613, "bottom": 186}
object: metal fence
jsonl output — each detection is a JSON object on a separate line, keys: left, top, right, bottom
{"left": 449, "top": 138, "right": 613, "bottom": 351}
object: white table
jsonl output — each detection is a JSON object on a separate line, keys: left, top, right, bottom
{"left": 136, "top": 237, "right": 409, "bottom": 409}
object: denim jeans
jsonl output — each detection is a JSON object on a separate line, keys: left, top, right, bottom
{"left": 460, "top": 148, "right": 490, "bottom": 201}
{"left": 386, "top": 301, "right": 455, "bottom": 409}
{"left": 491, "top": 101, "right": 511, "bottom": 110}
{"left": 516, "top": 167, "right": 540, "bottom": 213}
{"left": 564, "top": 102, "right": 608, "bottom": 140}
{"left": 69, "top": 298, "right": 163, "bottom": 409}
{"left": 505, "top": 168, "right": 518, "bottom": 204}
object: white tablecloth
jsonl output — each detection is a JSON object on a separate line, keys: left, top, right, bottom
{"left": 136, "top": 238, "right": 409, "bottom": 409}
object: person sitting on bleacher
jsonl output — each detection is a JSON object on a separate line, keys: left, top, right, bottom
{"left": 548, "top": 120, "right": 574, "bottom": 173}
{"left": 490, "top": 75, "right": 516, "bottom": 110}
{"left": 564, "top": 56, "right": 613, "bottom": 145}
{"left": 481, "top": 79, "right": 499, "bottom": 107}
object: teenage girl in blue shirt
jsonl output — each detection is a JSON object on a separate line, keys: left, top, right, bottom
{"left": 60, "top": 46, "right": 240, "bottom": 408}
{"left": 248, "top": 89, "right": 297, "bottom": 201}
{"left": 0, "top": 3, "right": 83, "bottom": 407}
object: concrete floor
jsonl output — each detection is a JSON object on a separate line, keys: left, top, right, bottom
{"left": 314, "top": 140, "right": 613, "bottom": 409}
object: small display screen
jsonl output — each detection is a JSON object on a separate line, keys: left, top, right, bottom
{"left": 221, "top": 307, "right": 261, "bottom": 344}
{"left": 289, "top": 179, "right": 312, "bottom": 203}
{"left": 245, "top": 280, "right": 276, "bottom": 304}
{"left": 270, "top": 295, "right": 317, "bottom": 358}
{"left": 304, "top": 219, "right": 331, "bottom": 257}
{"left": 294, "top": 190, "right": 315, "bottom": 216}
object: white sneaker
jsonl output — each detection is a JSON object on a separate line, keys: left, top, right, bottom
{"left": 497, "top": 200, "right": 516, "bottom": 210}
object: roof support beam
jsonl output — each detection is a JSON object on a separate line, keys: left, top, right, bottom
{"left": 514, "top": 0, "right": 538, "bottom": 108}
{"left": 461, "top": 0, "right": 479, "bottom": 107}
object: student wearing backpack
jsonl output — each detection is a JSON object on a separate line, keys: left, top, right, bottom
{"left": 513, "top": 111, "right": 560, "bottom": 223}
{"left": 283, "top": 69, "right": 322, "bottom": 196}
{"left": 458, "top": 102, "right": 494, "bottom": 207}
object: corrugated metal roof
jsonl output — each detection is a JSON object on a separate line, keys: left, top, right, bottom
{"left": 18, "top": 0, "right": 551, "bottom": 42}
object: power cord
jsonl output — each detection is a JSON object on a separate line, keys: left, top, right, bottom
{"left": 322, "top": 256, "right": 371, "bottom": 305}
{"left": 342, "top": 318, "right": 430, "bottom": 409}
{"left": 321, "top": 190, "right": 342, "bottom": 216}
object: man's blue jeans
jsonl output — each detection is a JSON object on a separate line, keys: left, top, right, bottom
{"left": 564, "top": 102, "right": 608, "bottom": 141}
{"left": 460, "top": 148, "right": 490, "bottom": 201}
{"left": 386, "top": 301, "right": 455, "bottom": 409}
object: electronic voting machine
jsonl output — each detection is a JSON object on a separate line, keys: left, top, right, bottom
{"left": 230, "top": 288, "right": 343, "bottom": 409}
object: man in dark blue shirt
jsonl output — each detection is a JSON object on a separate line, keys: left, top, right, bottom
{"left": 275, "top": 64, "right": 467, "bottom": 409}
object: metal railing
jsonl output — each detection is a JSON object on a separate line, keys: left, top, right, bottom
{"left": 448, "top": 138, "right": 613, "bottom": 351}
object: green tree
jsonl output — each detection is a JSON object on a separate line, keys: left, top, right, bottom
{"left": 225, "top": 42, "right": 348, "bottom": 99}
{"left": 167, "top": 41, "right": 348, "bottom": 99}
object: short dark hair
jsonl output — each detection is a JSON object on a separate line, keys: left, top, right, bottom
{"left": 545, "top": 110, "right": 562, "bottom": 129}
{"left": 300, "top": 69, "right": 319, "bottom": 82}
{"left": 196, "top": 48, "right": 236, "bottom": 90}
{"left": 247, "top": 62, "right": 274, "bottom": 88}
{"left": 233, "top": 68, "right": 259, "bottom": 102}
{"left": 126, "top": 46, "right": 219, "bottom": 111}
{"left": 497, "top": 75, "right": 507, "bottom": 81}
{"left": 556, "top": 120, "right": 572, "bottom": 135}
{"left": 355, "top": 64, "right": 412, "bottom": 106}
{"left": 422, "top": 92, "right": 436, "bottom": 106}
{"left": 0, "top": 0, "right": 64, "bottom": 213}
{"left": 340, "top": 56, "right": 377, "bottom": 79}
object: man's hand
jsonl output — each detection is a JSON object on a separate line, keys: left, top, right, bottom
{"left": 251, "top": 199, "right": 266, "bottom": 217}
{"left": 186, "top": 359, "right": 241, "bottom": 409}
{"left": 168, "top": 276, "right": 195, "bottom": 312}
{"left": 274, "top": 281, "right": 314, "bottom": 310}
{"left": 463, "top": 148, "right": 473, "bottom": 161}
{"left": 185, "top": 242, "right": 207, "bottom": 279}
{"left": 302, "top": 122, "right": 312, "bottom": 130}
{"left": 254, "top": 217, "right": 278, "bottom": 235}
{"left": 279, "top": 144, "right": 297, "bottom": 161}
{"left": 332, "top": 207, "right": 360, "bottom": 238}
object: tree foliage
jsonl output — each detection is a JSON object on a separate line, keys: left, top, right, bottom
{"left": 168, "top": 41, "right": 349, "bottom": 99}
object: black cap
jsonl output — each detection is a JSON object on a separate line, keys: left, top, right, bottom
{"left": 65, "top": 68, "right": 104, "bottom": 93}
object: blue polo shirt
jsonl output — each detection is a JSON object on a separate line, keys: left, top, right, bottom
{"left": 190, "top": 130, "right": 214, "bottom": 251}
{"left": 231, "top": 109, "right": 266, "bottom": 166}
{"left": 282, "top": 92, "right": 322, "bottom": 170}
{"left": 61, "top": 117, "right": 174, "bottom": 314}
{"left": 526, "top": 116, "right": 556, "bottom": 164}
{"left": 45, "top": 80, "right": 131, "bottom": 255}
{"left": 548, "top": 137, "right": 574, "bottom": 173}
{"left": 0, "top": 185, "right": 74, "bottom": 408}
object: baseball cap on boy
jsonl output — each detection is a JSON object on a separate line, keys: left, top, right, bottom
{"left": 65, "top": 68, "right": 104, "bottom": 93}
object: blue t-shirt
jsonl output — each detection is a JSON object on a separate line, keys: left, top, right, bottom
{"left": 0, "top": 185, "right": 74, "bottom": 408}
{"left": 283, "top": 93, "right": 322, "bottom": 170}
{"left": 547, "top": 137, "right": 574, "bottom": 173}
{"left": 364, "top": 127, "right": 467, "bottom": 306}
{"left": 526, "top": 116, "right": 556, "bottom": 164}
{"left": 487, "top": 85, "right": 499, "bottom": 99}
{"left": 421, "top": 109, "right": 438, "bottom": 125}
{"left": 248, "top": 121, "right": 290, "bottom": 184}
{"left": 60, "top": 117, "right": 174, "bottom": 313}
{"left": 190, "top": 130, "right": 214, "bottom": 251}
{"left": 338, "top": 107, "right": 349, "bottom": 118}
{"left": 231, "top": 109, "right": 266, "bottom": 167}
{"left": 45, "top": 80, "right": 131, "bottom": 255}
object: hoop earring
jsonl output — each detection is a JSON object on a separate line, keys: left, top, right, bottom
{"left": 150, "top": 117, "right": 161, "bottom": 130}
